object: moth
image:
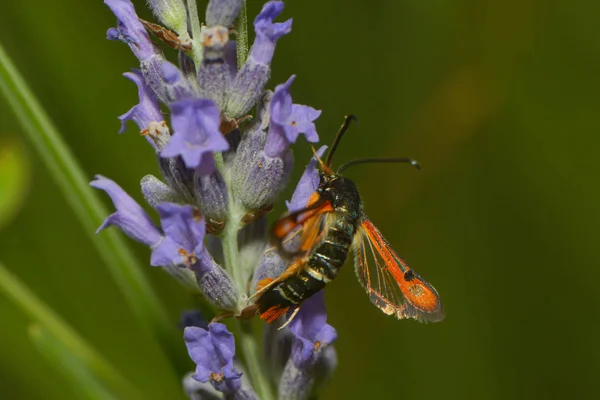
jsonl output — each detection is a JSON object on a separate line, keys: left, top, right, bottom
{"left": 246, "top": 116, "right": 444, "bottom": 325}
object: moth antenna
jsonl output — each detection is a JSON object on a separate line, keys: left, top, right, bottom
{"left": 337, "top": 157, "right": 421, "bottom": 173}
{"left": 326, "top": 114, "right": 357, "bottom": 168}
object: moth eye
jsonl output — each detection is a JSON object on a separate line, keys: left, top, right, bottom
{"left": 403, "top": 270, "right": 415, "bottom": 281}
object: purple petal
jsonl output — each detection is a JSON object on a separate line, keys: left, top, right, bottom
{"left": 156, "top": 203, "right": 206, "bottom": 253}
{"left": 250, "top": 1, "right": 293, "bottom": 65}
{"left": 265, "top": 76, "right": 321, "bottom": 158}
{"left": 185, "top": 327, "right": 214, "bottom": 382}
{"left": 90, "top": 176, "right": 162, "bottom": 247}
{"left": 149, "top": 236, "right": 182, "bottom": 266}
{"left": 104, "top": 0, "right": 157, "bottom": 61}
{"left": 287, "top": 146, "right": 327, "bottom": 212}
{"left": 161, "top": 98, "right": 229, "bottom": 169}
{"left": 119, "top": 70, "right": 163, "bottom": 138}
{"left": 185, "top": 323, "right": 242, "bottom": 394}
{"left": 289, "top": 291, "right": 337, "bottom": 369}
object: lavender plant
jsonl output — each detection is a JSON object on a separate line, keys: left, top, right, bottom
{"left": 94, "top": 1, "right": 337, "bottom": 399}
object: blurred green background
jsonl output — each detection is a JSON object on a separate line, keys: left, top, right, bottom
{"left": 1, "top": 0, "right": 599, "bottom": 398}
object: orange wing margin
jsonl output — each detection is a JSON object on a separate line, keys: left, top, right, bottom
{"left": 353, "top": 218, "right": 444, "bottom": 322}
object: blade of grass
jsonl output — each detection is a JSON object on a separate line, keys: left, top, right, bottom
{"left": 0, "top": 263, "right": 144, "bottom": 400}
{"left": 0, "top": 42, "right": 182, "bottom": 377}
{"left": 30, "top": 324, "right": 119, "bottom": 400}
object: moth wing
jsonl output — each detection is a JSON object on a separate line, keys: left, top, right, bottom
{"left": 272, "top": 192, "right": 333, "bottom": 255}
{"left": 353, "top": 218, "right": 444, "bottom": 323}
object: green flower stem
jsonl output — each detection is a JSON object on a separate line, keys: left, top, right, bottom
{"left": 237, "top": 320, "right": 275, "bottom": 400}
{"left": 186, "top": 0, "right": 204, "bottom": 68}
{"left": 236, "top": 0, "right": 249, "bottom": 69}
{"left": 214, "top": 152, "right": 274, "bottom": 400}
{"left": 0, "top": 41, "right": 182, "bottom": 379}
{"left": 0, "top": 263, "right": 144, "bottom": 400}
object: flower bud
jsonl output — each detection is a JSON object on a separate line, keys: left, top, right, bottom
{"left": 232, "top": 127, "right": 293, "bottom": 211}
{"left": 198, "top": 26, "right": 233, "bottom": 109}
{"left": 140, "top": 174, "right": 180, "bottom": 207}
{"left": 194, "top": 251, "right": 239, "bottom": 311}
{"left": 147, "top": 0, "right": 188, "bottom": 35}
{"left": 193, "top": 169, "right": 229, "bottom": 224}
{"left": 225, "top": 1, "right": 292, "bottom": 118}
{"left": 206, "top": 0, "right": 243, "bottom": 27}
{"left": 158, "top": 156, "right": 195, "bottom": 201}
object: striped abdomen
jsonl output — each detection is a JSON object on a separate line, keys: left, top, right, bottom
{"left": 257, "top": 211, "right": 357, "bottom": 314}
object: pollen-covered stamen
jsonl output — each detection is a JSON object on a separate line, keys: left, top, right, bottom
{"left": 210, "top": 372, "right": 224, "bottom": 382}
{"left": 179, "top": 248, "right": 198, "bottom": 266}
{"left": 201, "top": 26, "right": 229, "bottom": 48}
{"left": 141, "top": 121, "right": 170, "bottom": 149}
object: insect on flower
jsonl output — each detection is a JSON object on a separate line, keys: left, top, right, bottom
{"left": 245, "top": 115, "right": 444, "bottom": 325}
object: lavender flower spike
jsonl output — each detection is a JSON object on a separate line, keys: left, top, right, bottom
{"left": 160, "top": 98, "right": 229, "bottom": 172}
{"left": 90, "top": 175, "right": 162, "bottom": 247}
{"left": 105, "top": 0, "right": 156, "bottom": 62}
{"left": 185, "top": 323, "right": 243, "bottom": 394}
{"left": 265, "top": 75, "right": 321, "bottom": 158}
{"left": 225, "top": 1, "right": 293, "bottom": 118}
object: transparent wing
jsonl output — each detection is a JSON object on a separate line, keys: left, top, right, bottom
{"left": 272, "top": 192, "right": 333, "bottom": 255}
{"left": 353, "top": 218, "right": 444, "bottom": 322}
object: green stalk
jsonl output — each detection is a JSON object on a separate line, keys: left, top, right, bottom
{"left": 0, "top": 263, "right": 144, "bottom": 400}
{"left": 235, "top": 0, "right": 250, "bottom": 69}
{"left": 214, "top": 149, "right": 274, "bottom": 400}
{"left": 0, "top": 41, "right": 181, "bottom": 379}
{"left": 186, "top": 0, "right": 204, "bottom": 68}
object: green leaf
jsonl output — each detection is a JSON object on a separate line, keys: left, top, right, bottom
{"left": 30, "top": 324, "right": 118, "bottom": 400}
{"left": 0, "top": 263, "right": 144, "bottom": 400}
{"left": 0, "top": 41, "right": 181, "bottom": 378}
{"left": 0, "top": 137, "right": 30, "bottom": 229}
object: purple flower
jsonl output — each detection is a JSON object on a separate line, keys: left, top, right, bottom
{"left": 160, "top": 98, "right": 229, "bottom": 172}
{"left": 118, "top": 70, "right": 170, "bottom": 150}
{"left": 276, "top": 292, "right": 337, "bottom": 399}
{"left": 251, "top": 1, "right": 293, "bottom": 65}
{"left": 286, "top": 145, "right": 327, "bottom": 212}
{"left": 265, "top": 76, "right": 321, "bottom": 158}
{"left": 224, "top": 1, "right": 292, "bottom": 118}
{"left": 105, "top": 0, "right": 157, "bottom": 62}
{"left": 91, "top": 175, "right": 162, "bottom": 247}
{"left": 150, "top": 203, "right": 206, "bottom": 269}
{"left": 185, "top": 323, "right": 243, "bottom": 394}
{"left": 289, "top": 291, "right": 337, "bottom": 370}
